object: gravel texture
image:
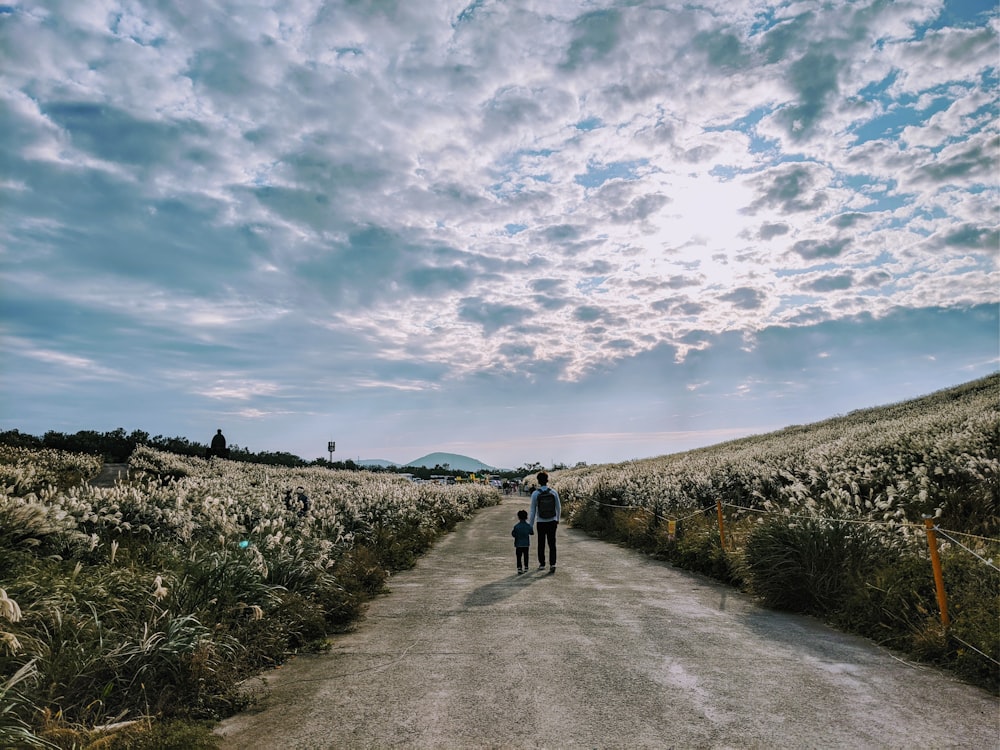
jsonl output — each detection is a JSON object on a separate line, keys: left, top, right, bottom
{"left": 214, "top": 496, "right": 999, "bottom": 749}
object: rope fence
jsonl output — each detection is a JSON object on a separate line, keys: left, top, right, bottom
{"left": 932, "top": 526, "right": 1000, "bottom": 573}
{"left": 952, "top": 634, "right": 1000, "bottom": 667}
{"left": 577, "top": 495, "right": 999, "bottom": 545}
{"left": 579, "top": 496, "right": 711, "bottom": 524}
{"left": 576, "top": 495, "right": 1000, "bottom": 546}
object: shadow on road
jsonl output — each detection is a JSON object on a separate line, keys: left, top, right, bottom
{"left": 463, "top": 569, "right": 548, "bottom": 607}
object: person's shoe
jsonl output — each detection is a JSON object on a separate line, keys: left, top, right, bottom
{"left": 517, "top": 567, "right": 523, "bottom": 574}
{"left": 538, "top": 563, "right": 546, "bottom": 570}
{"left": 549, "top": 565, "right": 556, "bottom": 573}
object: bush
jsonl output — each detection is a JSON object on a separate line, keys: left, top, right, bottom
{"left": 0, "top": 662, "right": 50, "bottom": 750}
{"left": 671, "top": 524, "right": 741, "bottom": 584}
{"left": 34, "top": 717, "right": 221, "bottom": 750}
{"left": 742, "top": 519, "right": 998, "bottom": 692}
{"left": 744, "top": 518, "right": 891, "bottom": 615}
{"left": 937, "top": 551, "right": 1000, "bottom": 689}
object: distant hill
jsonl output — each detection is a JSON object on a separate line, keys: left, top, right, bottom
{"left": 357, "top": 459, "right": 399, "bottom": 468}
{"left": 356, "top": 452, "right": 497, "bottom": 472}
{"left": 405, "top": 452, "right": 496, "bottom": 472}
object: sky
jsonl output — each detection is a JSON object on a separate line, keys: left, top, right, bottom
{"left": 1, "top": 0, "right": 998, "bottom": 470}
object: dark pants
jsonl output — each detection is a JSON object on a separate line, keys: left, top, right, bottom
{"left": 516, "top": 547, "right": 529, "bottom": 569}
{"left": 536, "top": 521, "right": 558, "bottom": 565}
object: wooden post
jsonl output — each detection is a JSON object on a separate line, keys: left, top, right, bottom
{"left": 716, "top": 499, "right": 727, "bottom": 550}
{"left": 923, "top": 516, "right": 950, "bottom": 630}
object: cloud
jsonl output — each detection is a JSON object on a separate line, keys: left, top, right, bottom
{"left": 694, "top": 29, "right": 750, "bottom": 71}
{"left": 858, "top": 269, "right": 892, "bottom": 287}
{"left": 0, "top": 0, "right": 997, "bottom": 467}
{"left": 913, "top": 133, "right": 999, "bottom": 186}
{"left": 776, "top": 51, "right": 842, "bottom": 137}
{"left": 742, "top": 162, "right": 830, "bottom": 215}
{"left": 458, "top": 299, "right": 529, "bottom": 334}
{"left": 804, "top": 272, "right": 854, "bottom": 293}
{"left": 561, "top": 9, "right": 623, "bottom": 71}
{"left": 790, "top": 237, "right": 852, "bottom": 260}
{"left": 719, "top": 287, "right": 766, "bottom": 310}
{"left": 827, "top": 213, "right": 869, "bottom": 229}
{"left": 932, "top": 223, "right": 1000, "bottom": 250}
{"left": 6, "top": 338, "right": 123, "bottom": 381}
{"left": 757, "top": 222, "right": 790, "bottom": 240}
{"left": 196, "top": 380, "right": 282, "bottom": 401}
{"left": 42, "top": 101, "right": 206, "bottom": 167}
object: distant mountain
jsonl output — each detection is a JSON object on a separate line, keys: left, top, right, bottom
{"left": 356, "top": 453, "right": 496, "bottom": 472}
{"left": 405, "top": 452, "right": 496, "bottom": 472}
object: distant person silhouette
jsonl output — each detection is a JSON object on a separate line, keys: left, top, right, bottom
{"left": 209, "top": 429, "right": 229, "bottom": 459}
{"left": 284, "top": 486, "right": 311, "bottom": 517}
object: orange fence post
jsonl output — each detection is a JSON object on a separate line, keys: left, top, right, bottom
{"left": 716, "top": 499, "right": 727, "bottom": 550}
{"left": 923, "top": 516, "right": 950, "bottom": 630}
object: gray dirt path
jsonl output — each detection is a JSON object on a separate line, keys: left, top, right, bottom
{"left": 89, "top": 463, "right": 129, "bottom": 488}
{"left": 214, "top": 496, "right": 999, "bottom": 750}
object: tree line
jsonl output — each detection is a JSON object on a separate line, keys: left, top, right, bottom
{"left": 0, "top": 428, "right": 330, "bottom": 469}
{"left": 0, "top": 428, "right": 551, "bottom": 479}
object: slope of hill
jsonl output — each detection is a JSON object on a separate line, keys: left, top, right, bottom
{"left": 405, "top": 452, "right": 496, "bottom": 472}
{"left": 357, "top": 459, "right": 399, "bottom": 468}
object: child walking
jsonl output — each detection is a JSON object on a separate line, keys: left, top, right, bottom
{"left": 511, "top": 509, "right": 533, "bottom": 574}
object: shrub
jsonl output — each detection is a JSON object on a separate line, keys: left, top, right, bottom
{"left": 35, "top": 717, "right": 221, "bottom": 750}
{"left": 744, "top": 518, "right": 891, "bottom": 615}
{"left": 0, "top": 661, "right": 53, "bottom": 750}
{"left": 937, "top": 551, "right": 1000, "bottom": 689}
{"left": 671, "top": 524, "right": 740, "bottom": 584}
{"left": 170, "top": 549, "right": 281, "bottom": 627}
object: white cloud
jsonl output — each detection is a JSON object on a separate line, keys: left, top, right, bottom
{"left": 13, "top": 342, "right": 122, "bottom": 380}
{"left": 195, "top": 379, "right": 282, "bottom": 401}
{"left": 1, "top": 0, "right": 996, "bottom": 466}
{"left": 890, "top": 24, "right": 998, "bottom": 95}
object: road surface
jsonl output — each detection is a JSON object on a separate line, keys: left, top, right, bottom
{"left": 214, "top": 496, "right": 998, "bottom": 749}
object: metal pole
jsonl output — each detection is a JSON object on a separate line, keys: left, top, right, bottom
{"left": 923, "top": 516, "right": 950, "bottom": 630}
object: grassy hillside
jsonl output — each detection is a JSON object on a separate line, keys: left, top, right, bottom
{"left": 554, "top": 374, "right": 999, "bottom": 692}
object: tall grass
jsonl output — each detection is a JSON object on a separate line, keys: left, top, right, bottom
{"left": 559, "top": 375, "right": 1000, "bottom": 692}
{"left": 0, "top": 447, "right": 500, "bottom": 746}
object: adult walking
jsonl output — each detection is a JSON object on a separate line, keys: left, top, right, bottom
{"left": 209, "top": 429, "right": 229, "bottom": 459}
{"left": 529, "top": 471, "right": 560, "bottom": 572}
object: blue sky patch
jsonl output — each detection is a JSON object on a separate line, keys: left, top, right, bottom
{"left": 574, "top": 159, "right": 647, "bottom": 188}
{"left": 576, "top": 276, "right": 608, "bottom": 295}
{"left": 575, "top": 117, "right": 603, "bottom": 131}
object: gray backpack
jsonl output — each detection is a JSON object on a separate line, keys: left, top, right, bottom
{"left": 536, "top": 488, "right": 556, "bottom": 518}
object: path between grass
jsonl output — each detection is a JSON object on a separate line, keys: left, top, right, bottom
{"left": 214, "top": 496, "right": 998, "bottom": 749}
{"left": 90, "top": 463, "right": 129, "bottom": 488}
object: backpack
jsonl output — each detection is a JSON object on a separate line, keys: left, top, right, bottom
{"left": 536, "top": 487, "right": 556, "bottom": 518}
